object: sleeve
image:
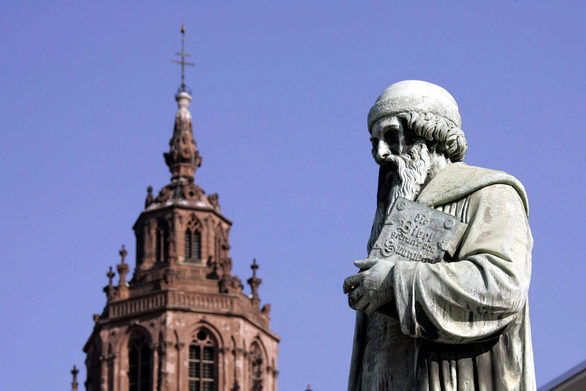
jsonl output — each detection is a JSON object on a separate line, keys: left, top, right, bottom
{"left": 391, "top": 184, "right": 533, "bottom": 344}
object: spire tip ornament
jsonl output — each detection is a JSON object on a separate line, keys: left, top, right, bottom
{"left": 172, "top": 24, "right": 195, "bottom": 94}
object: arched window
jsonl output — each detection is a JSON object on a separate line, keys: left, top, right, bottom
{"left": 185, "top": 214, "right": 202, "bottom": 263}
{"left": 250, "top": 342, "right": 264, "bottom": 391}
{"left": 193, "top": 231, "right": 201, "bottom": 260}
{"left": 185, "top": 228, "right": 192, "bottom": 259}
{"left": 136, "top": 228, "right": 144, "bottom": 266}
{"left": 189, "top": 329, "right": 218, "bottom": 391}
{"left": 128, "top": 334, "right": 152, "bottom": 391}
{"left": 185, "top": 227, "right": 201, "bottom": 262}
{"left": 156, "top": 222, "right": 169, "bottom": 263}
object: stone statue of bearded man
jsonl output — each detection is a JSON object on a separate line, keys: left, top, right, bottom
{"left": 343, "top": 80, "right": 535, "bottom": 390}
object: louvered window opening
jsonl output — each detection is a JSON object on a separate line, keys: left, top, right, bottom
{"left": 128, "top": 335, "right": 151, "bottom": 391}
{"left": 185, "top": 229, "right": 201, "bottom": 262}
{"left": 189, "top": 330, "right": 217, "bottom": 391}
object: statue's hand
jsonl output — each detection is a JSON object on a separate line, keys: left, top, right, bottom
{"left": 343, "top": 259, "right": 395, "bottom": 315}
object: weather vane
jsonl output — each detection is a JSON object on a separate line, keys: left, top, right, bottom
{"left": 172, "top": 24, "right": 195, "bottom": 93}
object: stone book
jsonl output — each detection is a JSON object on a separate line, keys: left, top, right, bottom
{"left": 368, "top": 197, "right": 467, "bottom": 264}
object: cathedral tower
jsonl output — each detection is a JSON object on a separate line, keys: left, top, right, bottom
{"left": 83, "top": 26, "right": 279, "bottom": 391}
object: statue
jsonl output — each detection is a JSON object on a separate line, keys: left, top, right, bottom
{"left": 343, "top": 80, "right": 535, "bottom": 390}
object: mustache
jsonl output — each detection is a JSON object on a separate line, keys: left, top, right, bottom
{"left": 377, "top": 146, "right": 421, "bottom": 166}
{"left": 378, "top": 153, "right": 411, "bottom": 182}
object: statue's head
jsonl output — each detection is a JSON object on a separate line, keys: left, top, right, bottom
{"left": 366, "top": 81, "right": 469, "bottom": 249}
{"left": 368, "top": 80, "right": 467, "bottom": 165}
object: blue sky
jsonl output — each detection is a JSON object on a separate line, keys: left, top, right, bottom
{"left": 0, "top": 1, "right": 585, "bottom": 390}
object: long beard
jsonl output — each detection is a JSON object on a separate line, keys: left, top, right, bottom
{"left": 367, "top": 143, "right": 431, "bottom": 252}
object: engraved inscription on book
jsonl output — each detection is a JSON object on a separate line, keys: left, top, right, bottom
{"left": 369, "top": 197, "right": 466, "bottom": 263}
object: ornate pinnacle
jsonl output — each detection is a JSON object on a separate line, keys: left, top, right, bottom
{"left": 119, "top": 244, "right": 127, "bottom": 264}
{"left": 247, "top": 259, "right": 262, "bottom": 307}
{"left": 105, "top": 266, "right": 116, "bottom": 300}
{"left": 116, "top": 245, "right": 130, "bottom": 299}
{"left": 145, "top": 186, "right": 154, "bottom": 208}
{"left": 117, "top": 245, "right": 129, "bottom": 284}
{"left": 107, "top": 266, "right": 115, "bottom": 286}
{"left": 71, "top": 365, "right": 79, "bottom": 391}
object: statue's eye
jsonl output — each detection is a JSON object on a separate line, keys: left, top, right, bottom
{"left": 403, "top": 131, "right": 415, "bottom": 146}
{"left": 383, "top": 130, "right": 399, "bottom": 146}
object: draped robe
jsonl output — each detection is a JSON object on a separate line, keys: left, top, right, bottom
{"left": 348, "top": 162, "right": 535, "bottom": 391}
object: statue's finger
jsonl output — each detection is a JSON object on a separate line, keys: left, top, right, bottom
{"left": 343, "top": 274, "right": 363, "bottom": 293}
{"left": 354, "top": 259, "right": 377, "bottom": 270}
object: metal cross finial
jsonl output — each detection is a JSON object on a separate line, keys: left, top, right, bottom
{"left": 172, "top": 24, "right": 195, "bottom": 93}
{"left": 119, "top": 244, "right": 127, "bottom": 264}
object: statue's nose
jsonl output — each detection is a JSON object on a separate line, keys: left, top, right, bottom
{"left": 378, "top": 144, "right": 390, "bottom": 159}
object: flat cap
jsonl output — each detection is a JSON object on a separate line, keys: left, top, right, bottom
{"left": 368, "top": 80, "right": 461, "bottom": 131}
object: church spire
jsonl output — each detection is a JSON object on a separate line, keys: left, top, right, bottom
{"left": 164, "top": 24, "right": 201, "bottom": 182}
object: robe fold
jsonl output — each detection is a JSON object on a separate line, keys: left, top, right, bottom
{"left": 348, "top": 162, "right": 535, "bottom": 391}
